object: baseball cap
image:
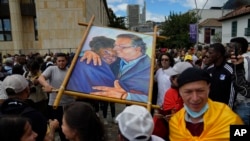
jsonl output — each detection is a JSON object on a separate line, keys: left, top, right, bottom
{"left": 115, "top": 105, "right": 154, "bottom": 141}
{"left": 2, "top": 74, "right": 29, "bottom": 95}
{"left": 177, "top": 67, "right": 211, "bottom": 88}
{"left": 0, "top": 81, "right": 8, "bottom": 100}
{"left": 184, "top": 55, "right": 193, "bottom": 61}
{"left": 168, "top": 62, "right": 193, "bottom": 76}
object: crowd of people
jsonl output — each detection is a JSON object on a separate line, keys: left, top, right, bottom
{"left": 0, "top": 36, "right": 249, "bottom": 141}
{"left": 152, "top": 37, "right": 250, "bottom": 140}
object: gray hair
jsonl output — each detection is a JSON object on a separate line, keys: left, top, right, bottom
{"left": 116, "top": 34, "right": 147, "bottom": 54}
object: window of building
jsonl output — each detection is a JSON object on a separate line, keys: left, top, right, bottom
{"left": 0, "top": 18, "right": 12, "bottom": 41}
{"left": 231, "top": 21, "right": 237, "bottom": 37}
{"left": 211, "top": 29, "right": 215, "bottom": 35}
{"left": 248, "top": 19, "right": 250, "bottom": 28}
{"left": 34, "top": 17, "right": 38, "bottom": 40}
{"left": 0, "top": 0, "right": 9, "bottom": 4}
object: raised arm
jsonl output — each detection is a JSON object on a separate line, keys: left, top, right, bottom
{"left": 38, "top": 75, "right": 53, "bottom": 93}
{"left": 80, "top": 50, "right": 102, "bottom": 66}
{"left": 231, "top": 54, "right": 250, "bottom": 98}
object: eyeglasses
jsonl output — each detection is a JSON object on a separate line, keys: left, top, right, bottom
{"left": 114, "top": 44, "right": 134, "bottom": 49}
{"left": 161, "top": 58, "right": 169, "bottom": 61}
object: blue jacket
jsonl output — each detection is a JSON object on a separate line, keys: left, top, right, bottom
{"left": 110, "top": 55, "right": 151, "bottom": 103}
{"left": 66, "top": 57, "right": 115, "bottom": 93}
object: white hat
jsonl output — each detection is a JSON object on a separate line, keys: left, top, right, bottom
{"left": 168, "top": 62, "right": 193, "bottom": 76}
{"left": 2, "top": 74, "right": 29, "bottom": 95}
{"left": 0, "top": 81, "right": 8, "bottom": 100}
{"left": 4, "top": 57, "right": 13, "bottom": 64}
{"left": 115, "top": 105, "right": 154, "bottom": 141}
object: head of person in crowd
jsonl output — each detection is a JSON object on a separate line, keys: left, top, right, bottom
{"left": 4, "top": 57, "right": 14, "bottom": 66}
{"left": 12, "top": 64, "right": 25, "bottom": 75}
{"left": 168, "top": 62, "right": 193, "bottom": 88}
{"left": 208, "top": 43, "right": 226, "bottom": 66}
{"left": 55, "top": 52, "right": 68, "bottom": 70}
{"left": 34, "top": 55, "right": 44, "bottom": 67}
{"left": 188, "top": 47, "right": 195, "bottom": 55}
{"left": 62, "top": 101, "right": 107, "bottom": 141}
{"left": 116, "top": 105, "right": 164, "bottom": 141}
{"left": 89, "top": 36, "right": 117, "bottom": 65}
{"left": 201, "top": 46, "right": 209, "bottom": 57}
{"left": 184, "top": 55, "right": 193, "bottom": 64}
{"left": 169, "top": 67, "right": 243, "bottom": 140}
{"left": 0, "top": 115, "right": 37, "bottom": 141}
{"left": 177, "top": 67, "right": 211, "bottom": 113}
{"left": 13, "top": 54, "right": 19, "bottom": 65}
{"left": 44, "top": 55, "right": 52, "bottom": 62}
{"left": 1, "top": 74, "right": 47, "bottom": 141}
{"left": 27, "top": 59, "right": 40, "bottom": 75}
{"left": 113, "top": 34, "right": 147, "bottom": 62}
{"left": 230, "top": 37, "right": 249, "bottom": 55}
{"left": 157, "top": 53, "right": 175, "bottom": 69}
{"left": 202, "top": 51, "right": 212, "bottom": 67}
{"left": 2, "top": 74, "right": 29, "bottom": 100}
{"left": 17, "top": 54, "right": 28, "bottom": 66}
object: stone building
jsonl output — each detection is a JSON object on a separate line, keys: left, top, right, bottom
{"left": 0, "top": 0, "right": 110, "bottom": 55}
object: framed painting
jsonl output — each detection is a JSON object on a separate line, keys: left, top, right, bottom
{"left": 54, "top": 17, "right": 158, "bottom": 109}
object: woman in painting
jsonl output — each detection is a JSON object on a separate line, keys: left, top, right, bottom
{"left": 66, "top": 36, "right": 117, "bottom": 93}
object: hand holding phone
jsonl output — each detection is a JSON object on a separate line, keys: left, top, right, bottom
{"left": 234, "top": 44, "right": 239, "bottom": 58}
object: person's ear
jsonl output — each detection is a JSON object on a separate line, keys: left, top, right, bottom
{"left": 135, "top": 46, "right": 142, "bottom": 52}
{"left": 118, "top": 133, "right": 123, "bottom": 141}
{"left": 17, "top": 87, "right": 30, "bottom": 99}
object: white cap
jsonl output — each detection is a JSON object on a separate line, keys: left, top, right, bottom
{"left": 2, "top": 74, "right": 29, "bottom": 95}
{"left": 168, "top": 62, "right": 193, "bottom": 76}
{"left": 0, "top": 81, "right": 8, "bottom": 100}
{"left": 115, "top": 105, "right": 154, "bottom": 141}
{"left": 4, "top": 57, "right": 13, "bottom": 64}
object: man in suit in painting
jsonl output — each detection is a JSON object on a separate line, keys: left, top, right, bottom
{"left": 80, "top": 34, "right": 151, "bottom": 103}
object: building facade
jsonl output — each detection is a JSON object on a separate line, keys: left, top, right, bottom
{"left": 127, "top": 4, "right": 140, "bottom": 29}
{"left": 189, "top": 7, "right": 232, "bottom": 44}
{"left": 219, "top": 5, "right": 250, "bottom": 44}
{"left": 199, "top": 18, "right": 222, "bottom": 44}
{"left": 0, "top": 0, "right": 110, "bottom": 55}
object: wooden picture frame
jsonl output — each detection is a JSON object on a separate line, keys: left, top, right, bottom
{"left": 53, "top": 16, "right": 159, "bottom": 110}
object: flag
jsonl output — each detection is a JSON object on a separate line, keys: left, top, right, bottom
{"left": 189, "top": 24, "right": 197, "bottom": 43}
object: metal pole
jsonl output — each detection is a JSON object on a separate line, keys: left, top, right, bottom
{"left": 194, "top": 0, "right": 208, "bottom": 46}
{"left": 194, "top": 0, "right": 199, "bottom": 46}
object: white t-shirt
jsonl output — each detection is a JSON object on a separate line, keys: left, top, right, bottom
{"left": 151, "top": 135, "right": 165, "bottom": 141}
{"left": 154, "top": 67, "right": 172, "bottom": 106}
{"left": 0, "top": 81, "right": 8, "bottom": 100}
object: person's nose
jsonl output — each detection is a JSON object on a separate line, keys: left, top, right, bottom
{"left": 113, "top": 45, "right": 119, "bottom": 50}
{"left": 191, "top": 92, "right": 199, "bottom": 101}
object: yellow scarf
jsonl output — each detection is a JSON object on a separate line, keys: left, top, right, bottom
{"left": 169, "top": 99, "right": 243, "bottom": 141}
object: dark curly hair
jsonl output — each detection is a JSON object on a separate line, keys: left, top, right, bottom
{"left": 89, "top": 36, "right": 115, "bottom": 53}
{"left": 63, "top": 102, "right": 107, "bottom": 141}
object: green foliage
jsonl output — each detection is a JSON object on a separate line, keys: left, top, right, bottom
{"left": 108, "top": 8, "right": 127, "bottom": 30}
{"left": 212, "top": 32, "right": 222, "bottom": 43}
{"left": 159, "top": 11, "right": 198, "bottom": 49}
